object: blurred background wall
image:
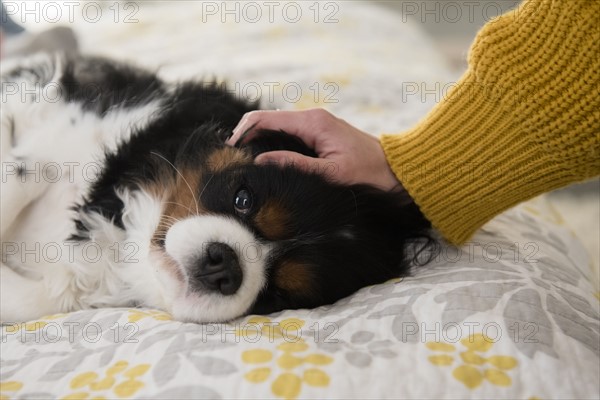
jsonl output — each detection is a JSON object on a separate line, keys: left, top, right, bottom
{"left": 378, "top": 0, "right": 598, "bottom": 278}
{"left": 380, "top": 0, "right": 520, "bottom": 73}
{"left": 2, "top": 0, "right": 597, "bottom": 280}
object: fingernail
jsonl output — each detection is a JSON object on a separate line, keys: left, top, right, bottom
{"left": 235, "top": 122, "right": 259, "bottom": 146}
{"left": 232, "top": 122, "right": 244, "bottom": 136}
{"left": 231, "top": 116, "right": 249, "bottom": 139}
{"left": 230, "top": 126, "right": 243, "bottom": 142}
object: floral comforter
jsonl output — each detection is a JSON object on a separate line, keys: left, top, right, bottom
{"left": 1, "top": 2, "right": 598, "bottom": 399}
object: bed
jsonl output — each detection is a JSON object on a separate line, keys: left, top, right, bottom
{"left": 1, "top": 2, "right": 598, "bottom": 399}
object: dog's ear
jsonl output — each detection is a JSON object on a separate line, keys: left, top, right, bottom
{"left": 235, "top": 129, "right": 317, "bottom": 159}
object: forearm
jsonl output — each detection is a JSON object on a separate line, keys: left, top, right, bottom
{"left": 381, "top": 0, "right": 600, "bottom": 245}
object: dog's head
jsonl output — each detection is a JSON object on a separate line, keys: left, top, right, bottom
{"left": 147, "top": 127, "right": 432, "bottom": 322}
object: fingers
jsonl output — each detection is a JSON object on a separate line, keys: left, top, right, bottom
{"left": 227, "top": 108, "right": 345, "bottom": 182}
{"left": 227, "top": 110, "right": 297, "bottom": 146}
{"left": 255, "top": 151, "right": 340, "bottom": 180}
{"left": 227, "top": 108, "right": 332, "bottom": 147}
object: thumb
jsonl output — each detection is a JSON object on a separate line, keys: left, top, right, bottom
{"left": 255, "top": 151, "right": 339, "bottom": 178}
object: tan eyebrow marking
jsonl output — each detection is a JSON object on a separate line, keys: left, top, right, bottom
{"left": 206, "top": 147, "right": 252, "bottom": 172}
{"left": 254, "top": 200, "right": 292, "bottom": 240}
{"left": 275, "top": 260, "right": 314, "bottom": 294}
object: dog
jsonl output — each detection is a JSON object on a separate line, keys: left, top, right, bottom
{"left": 0, "top": 54, "right": 433, "bottom": 323}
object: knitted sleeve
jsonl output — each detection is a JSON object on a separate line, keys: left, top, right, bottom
{"left": 380, "top": 0, "right": 600, "bottom": 245}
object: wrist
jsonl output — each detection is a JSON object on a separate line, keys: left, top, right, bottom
{"left": 373, "top": 139, "right": 407, "bottom": 194}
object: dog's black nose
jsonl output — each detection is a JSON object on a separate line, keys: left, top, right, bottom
{"left": 193, "top": 242, "right": 242, "bottom": 295}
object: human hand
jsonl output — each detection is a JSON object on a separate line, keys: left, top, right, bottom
{"left": 226, "top": 108, "right": 403, "bottom": 192}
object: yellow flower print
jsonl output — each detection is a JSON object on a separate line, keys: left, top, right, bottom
{"left": 302, "top": 368, "right": 330, "bottom": 387}
{"left": 426, "top": 333, "right": 518, "bottom": 389}
{"left": 3, "top": 312, "right": 72, "bottom": 335}
{"left": 428, "top": 354, "right": 453, "bottom": 366}
{"left": 3, "top": 321, "right": 49, "bottom": 334}
{"left": 242, "top": 349, "right": 273, "bottom": 364}
{"left": 244, "top": 367, "right": 271, "bottom": 383}
{"left": 39, "top": 313, "right": 68, "bottom": 320}
{"left": 460, "top": 332, "right": 494, "bottom": 352}
{"left": 243, "top": 343, "right": 333, "bottom": 400}
{"left": 127, "top": 309, "right": 172, "bottom": 323}
{"left": 239, "top": 316, "right": 333, "bottom": 400}
{"left": 0, "top": 381, "right": 24, "bottom": 400}
{"left": 62, "top": 360, "right": 150, "bottom": 399}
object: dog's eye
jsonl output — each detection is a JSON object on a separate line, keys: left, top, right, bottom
{"left": 234, "top": 188, "right": 253, "bottom": 214}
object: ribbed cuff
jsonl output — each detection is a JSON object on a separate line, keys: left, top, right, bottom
{"left": 380, "top": 70, "right": 586, "bottom": 245}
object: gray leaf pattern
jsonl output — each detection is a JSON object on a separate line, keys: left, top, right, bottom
{"left": 350, "top": 331, "right": 375, "bottom": 344}
{"left": 503, "top": 289, "right": 558, "bottom": 358}
{"left": 368, "top": 304, "right": 412, "bottom": 319}
{"left": 1, "top": 2, "right": 598, "bottom": 399}
{"left": 40, "top": 351, "right": 94, "bottom": 381}
{"left": 554, "top": 287, "right": 600, "bottom": 320}
{"left": 435, "top": 282, "right": 525, "bottom": 325}
{"left": 414, "top": 271, "right": 518, "bottom": 284}
{"left": 98, "top": 346, "right": 117, "bottom": 366}
{"left": 546, "top": 294, "right": 599, "bottom": 357}
{"left": 345, "top": 352, "right": 371, "bottom": 367}
{"left": 187, "top": 355, "right": 237, "bottom": 376}
{"left": 0, "top": 188, "right": 597, "bottom": 398}
{"left": 153, "top": 353, "right": 180, "bottom": 386}
{"left": 137, "top": 331, "right": 176, "bottom": 354}
{"left": 392, "top": 310, "right": 420, "bottom": 343}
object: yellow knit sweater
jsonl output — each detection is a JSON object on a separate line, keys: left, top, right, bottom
{"left": 380, "top": 0, "right": 600, "bottom": 245}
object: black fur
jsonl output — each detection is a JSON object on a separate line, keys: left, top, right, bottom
{"left": 68, "top": 57, "right": 256, "bottom": 237}
{"left": 201, "top": 163, "right": 433, "bottom": 313}
{"left": 60, "top": 56, "right": 166, "bottom": 115}
{"left": 63, "top": 56, "right": 434, "bottom": 316}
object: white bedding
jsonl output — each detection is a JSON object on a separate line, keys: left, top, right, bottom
{"left": 1, "top": 2, "right": 598, "bottom": 399}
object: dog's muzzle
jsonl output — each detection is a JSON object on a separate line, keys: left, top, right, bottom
{"left": 189, "top": 242, "right": 243, "bottom": 295}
